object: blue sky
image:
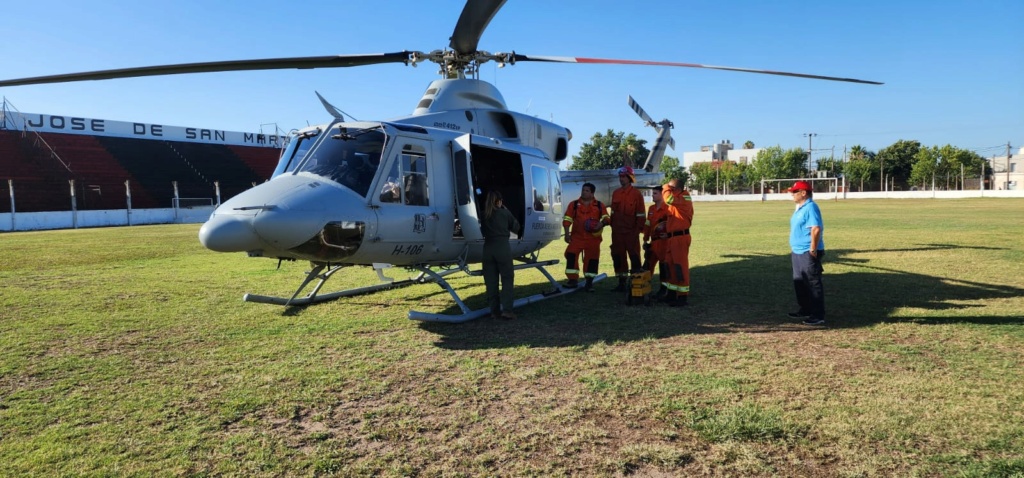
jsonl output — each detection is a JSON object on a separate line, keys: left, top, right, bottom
{"left": 2, "top": 0, "right": 1021, "bottom": 165}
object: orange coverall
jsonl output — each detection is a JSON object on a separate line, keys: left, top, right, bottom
{"left": 643, "top": 202, "right": 669, "bottom": 273}
{"left": 609, "top": 185, "right": 646, "bottom": 276}
{"left": 661, "top": 185, "right": 694, "bottom": 297}
{"left": 562, "top": 199, "right": 609, "bottom": 283}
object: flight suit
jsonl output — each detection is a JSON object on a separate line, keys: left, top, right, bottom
{"left": 609, "top": 184, "right": 646, "bottom": 279}
{"left": 481, "top": 206, "right": 521, "bottom": 317}
{"left": 562, "top": 199, "right": 609, "bottom": 287}
{"left": 661, "top": 184, "right": 694, "bottom": 305}
{"left": 643, "top": 202, "right": 669, "bottom": 283}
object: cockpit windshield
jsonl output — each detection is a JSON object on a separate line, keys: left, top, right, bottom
{"left": 296, "top": 124, "right": 387, "bottom": 197}
{"left": 271, "top": 128, "right": 321, "bottom": 179}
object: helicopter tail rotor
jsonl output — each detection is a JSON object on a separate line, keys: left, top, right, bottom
{"left": 627, "top": 95, "right": 676, "bottom": 172}
{"left": 628, "top": 95, "right": 656, "bottom": 128}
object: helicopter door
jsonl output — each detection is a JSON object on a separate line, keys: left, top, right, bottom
{"left": 451, "top": 135, "right": 482, "bottom": 242}
{"left": 372, "top": 138, "right": 439, "bottom": 261}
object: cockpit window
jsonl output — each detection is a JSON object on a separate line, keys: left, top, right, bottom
{"left": 378, "top": 144, "right": 429, "bottom": 206}
{"left": 271, "top": 129, "right": 321, "bottom": 178}
{"left": 296, "top": 125, "right": 386, "bottom": 197}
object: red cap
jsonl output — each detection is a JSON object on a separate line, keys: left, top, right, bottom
{"left": 787, "top": 180, "right": 812, "bottom": 192}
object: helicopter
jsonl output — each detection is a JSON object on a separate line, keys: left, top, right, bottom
{"left": 0, "top": 0, "right": 881, "bottom": 322}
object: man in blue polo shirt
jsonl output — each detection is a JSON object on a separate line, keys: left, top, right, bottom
{"left": 787, "top": 181, "right": 826, "bottom": 325}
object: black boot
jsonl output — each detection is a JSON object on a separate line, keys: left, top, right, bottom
{"left": 585, "top": 277, "right": 594, "bottom": 292}
{"left": 669, "top": 294, "right": 689, "bottom": 307}
{"left": 612, "top": 276, "right": 626, "bottom": 292}
{"left": 654, "top": 285, "right": 668, "bottom": 299}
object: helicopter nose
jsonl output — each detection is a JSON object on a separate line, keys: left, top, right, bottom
{"left": 198, "top": 210, "right": 261, "bottom": 252}
{"left": 198, "top": 175, "right": 325, "bottom": 253}
{"left": 199, "top": 175, "right": 372, "bottom": 258}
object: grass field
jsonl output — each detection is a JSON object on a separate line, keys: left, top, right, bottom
{"left": 2, "top": 199, "right": 1023, "bottom": 477}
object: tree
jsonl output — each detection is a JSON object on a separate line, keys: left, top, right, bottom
{"left": 845, "top": 145, "right": 876, "bottom": 191}
{"left": 735, "top": 162, "right": 760, "bottom": 193}
{"left": 875, "top": 139, "right": 921, "bottom": 188}
{"left": 910, "top": 146, "right": 939, "bottom": 189}
{"left": 933, "top": 144, "right": 985, "bottom": 189}
{"left": 743, "top": 140, "right": 755, "bottom": 149}
{"left": 688, "top": 162, "right": 716, "bottom": 194}
{"left": 816, "top": 156, "right": 843, "bottom": 177}
{"left": 569, "top": 130, "right": 649, "bottom": 170}
{"left": 718, "top": 161, "right": 744, "bottom": 194}
{"left": 934, "top": 144, "right": 961, "bottom": 189}
{"left": 659, "top": 155, "right": 689, "bottom": 185}
{"left": 750, "top": 145, "right": 806, "bottom": 185}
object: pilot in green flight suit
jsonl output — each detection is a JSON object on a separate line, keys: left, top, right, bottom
{"left": 479, "top": 190, "right": 521, "bottom": 320}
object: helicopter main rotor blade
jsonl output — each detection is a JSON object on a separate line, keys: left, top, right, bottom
{"left": 510, "top": 54, "right": 883, "bottom": 85}
{"left": 449, "top": 0, "right": 507, "bottom": 55}
{"left": 0, "top": 52, "right": 413, "bottom": 87}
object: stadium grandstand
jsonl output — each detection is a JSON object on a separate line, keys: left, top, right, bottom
{"left": 1, "top": 98, "right": 281, "bottom": 213}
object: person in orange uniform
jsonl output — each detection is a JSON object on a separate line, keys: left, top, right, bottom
{"left": 642, "top": 184, "right": 670, "bottom": 298}
{"left": 562, "top": 182, "right": 609, "bottom": 292}
{"left": 609, "top": 166, "right": 647, "bottom": 292}
{"left": 660, "top": 178, "right": 694, "bottom": 306}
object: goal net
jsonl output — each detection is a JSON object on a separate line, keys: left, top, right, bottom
{"left": 760, "top": 177, "right": 842, "bottom": 201}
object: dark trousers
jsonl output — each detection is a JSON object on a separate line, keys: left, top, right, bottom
{"left": 483, "top": 241, "right": 515, "bottom": 315}
{"left": 791, "top": 251, "right": 825, "bottom": 320}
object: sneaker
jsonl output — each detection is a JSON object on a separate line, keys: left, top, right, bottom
{"left": 787, "top": 311, "right": 811, "bottom": 319}
{"left": 802, "top": 318, "right": 825, "bottom": 326}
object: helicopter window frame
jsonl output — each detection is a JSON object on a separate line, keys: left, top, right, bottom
{"left": 531, "top": 165, "right": 550, "bottom": 212}
{"left": 400, "top": 145, "right": 429, "bottom": 207}
{"left": 378, "top": 143, "right": 430, "bottom": 206}
{"left": 293, "top": 122, "right": 387, "bottom": 198}
{"left": 549, "top": 168, "right": 563, "bottom": 214}
{"left": 272, "top": 128, "right": 322, "bottom": 178}
{"left": 453, "top": 148, "right": 471, "bottom": 206}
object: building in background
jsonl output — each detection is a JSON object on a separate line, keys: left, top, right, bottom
{"left": 989, "top": 147, "right": 1022, "bottom": 191}
{"left": 682, "top": 140, "right": 762, "bottom": 169}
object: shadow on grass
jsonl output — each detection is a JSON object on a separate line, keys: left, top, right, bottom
{"left": 425, "top": 244, "right": 1024, "bottom": 350}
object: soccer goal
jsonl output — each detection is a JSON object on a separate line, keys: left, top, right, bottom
{"left": 760, "top": 177, "right": 842, "bottom": 201}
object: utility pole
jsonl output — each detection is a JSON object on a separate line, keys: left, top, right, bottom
{"left": 880, "top": 154, "right": 885, "bottom": 192}
{"left": 981, "top": 156, "right": 986, "bottom": 191}
{"left": 803, "top": 133, "right": 817, "bottom": 175}
{"left": 1008, "top": 142, "right": 1013, "bottom": 190}
{"left": 830, "top": 145, "right": 835, "bottom": 176}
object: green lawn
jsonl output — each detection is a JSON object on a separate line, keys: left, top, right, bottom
{"left": 1, "top": 199, "right": 1022, "bottom": 476}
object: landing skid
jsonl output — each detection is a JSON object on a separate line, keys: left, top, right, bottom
{"left": 242, "top": 259, "right": 607, "bottom": 322}
{"left": 242, "top": 263, "right": 462, "bottom": 307}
